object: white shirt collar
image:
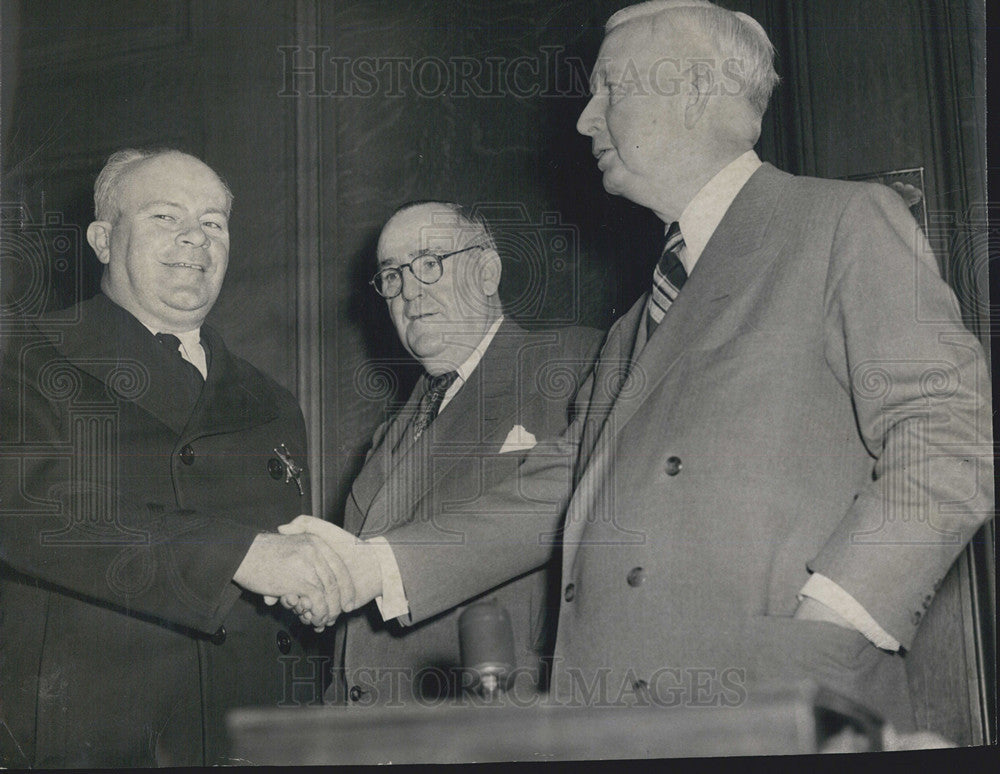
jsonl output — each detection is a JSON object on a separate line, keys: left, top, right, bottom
{"left": 676, "top": 149, "right": 762, "bottom": 273}
{"left": 439, "top": 313, "right": 504, "bottom": 411}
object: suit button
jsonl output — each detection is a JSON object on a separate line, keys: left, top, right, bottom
{"left": 210, "top": 626, "right": 226, "bottom": 645}
{"left": 179, "top": 444, "right": 195, "bottom": 465}
{"left": 564, "top": 583, "right": 576, "bottom": 602}
{"left": 664, "top": 456, "right": 682, "bottom": 476}
{"left": 276, "top": 630, "right": 291, "bottom": 654}
{"left": 349, "top": 685, "right": 367, "bottom": 702}
{"left": 626, "top": 567, "right": 645, "bottom": 587}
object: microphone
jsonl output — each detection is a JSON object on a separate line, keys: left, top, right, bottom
{"left": 458, "top": 600, "right": 515, "bottom": 700}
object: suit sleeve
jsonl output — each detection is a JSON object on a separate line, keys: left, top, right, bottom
{"left": 387, "top": 328, "right": 603, "bottom": 625}
{"left": 0, "top": 337, "right": 260, "bottom": 635}
{"left": 808, "top": 183, "right": 993, "bottom": 648}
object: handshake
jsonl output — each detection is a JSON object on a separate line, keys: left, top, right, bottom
{"left": 232, "top": 515, "right": 383, "bottom": 631}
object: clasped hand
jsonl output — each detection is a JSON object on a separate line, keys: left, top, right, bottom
{"left": 233, "top": 515, "right": 383, "bottom": 632}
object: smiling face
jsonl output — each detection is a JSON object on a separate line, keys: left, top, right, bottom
{"left": 376, "top": 204, "right": 501, "bottom": 375}
{"left": 87, "top": 152, "right": 231, "bottom": 333}
{"left": 576, "top": 17, "right": 707, "bottom": 220}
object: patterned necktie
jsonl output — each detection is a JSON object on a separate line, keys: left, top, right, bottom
{"left": 412, "top": 370, "right": 459, "bottom": 440}
{"left": 155, "top": 333, "right": 205, "bottom": 401}
{"left": 645, "top": 222, "right": 688, "bottom": 338}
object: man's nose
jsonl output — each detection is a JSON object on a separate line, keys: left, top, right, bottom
{"left": 576, "top": 96, "right": 603, "bottom": 136}
{"left": 176, "top": 221, "right": 209, "bottom": 248}
{"left": 399, "top": 267, "right": 423, "bottom": 300}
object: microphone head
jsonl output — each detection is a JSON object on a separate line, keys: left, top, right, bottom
{"left": 459, "top": 600, "right": 515, "bottom": 692}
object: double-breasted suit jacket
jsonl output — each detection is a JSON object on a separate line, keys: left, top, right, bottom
{"left": 0, "top": 294, "right": 321, "bottom": 767}
{"left": 383, "top": 165, "right": 992, "bottom": 730}
{"left": 330, "top": 319, "right": 602, "bottom": 705}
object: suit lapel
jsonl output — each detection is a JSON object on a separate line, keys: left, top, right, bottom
{"left": 348, "top": 384, "right": 423, "bottom": 534}
{"left": 603, "top": 163, "right": 792, "bottom": 439}
{"left": 562, "top": 164, "right": 793, "bottom": 559}
{"left": 357, "top": 320, "right": 527, "bottom": 537}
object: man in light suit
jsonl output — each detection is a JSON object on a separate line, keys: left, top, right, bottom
{"left": 0, "top": 149, "right": 350, "bottom": 766}
{"left": 285, "top": 2, "right": 992, "bottom": 731}
{"left": 286, "top": 202, "right": 602, "bottom": 705}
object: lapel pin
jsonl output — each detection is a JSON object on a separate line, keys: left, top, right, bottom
{"left": 274, "top": 443, "right": 304, "bottom": 496}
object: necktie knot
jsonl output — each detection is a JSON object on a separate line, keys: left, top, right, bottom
{"left": 155, "top": 332, "right": 183, "bottom": 351}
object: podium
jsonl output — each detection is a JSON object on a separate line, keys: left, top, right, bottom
{"left": 226, "top": 681, "right": 883, "bottom": 763}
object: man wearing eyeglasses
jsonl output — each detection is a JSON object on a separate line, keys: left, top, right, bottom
{"left": 285, "top": 201, "right": 602, "bottom": 705}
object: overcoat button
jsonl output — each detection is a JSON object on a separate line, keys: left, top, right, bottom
{"left": 267, "top": 458, "right": 284, "bottom": 480}
{"left": 564, "top": 583, "right": 576, "bottom": 602}
{"left": 276, "top": 630, "right": 292, "bottom": 654}
{"left": 664, "top": 456, "right": 682, "bottom": 476}
{"left": 211, "top": 626, "right": 227, "bottom": 645}
{"left": 349, "top": 686, "right": 367, "bottom": 702}
{"left": 633, "top": 679, "right": 649, "bottom": 691}
{"left": 626, "top": 567, "right": 645, "bottom": 587}
{"left": 179, "top": 444, "right": 195, "bottom": 465}
{"left": 911, "top": 610, "right": 923, "bottom": 626}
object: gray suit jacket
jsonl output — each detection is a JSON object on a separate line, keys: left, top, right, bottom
{"left": 384, "top": 165, "right": 992, "bottom": 730}
{"left": 329, "top": 319, "right": 602, "bottom": 705}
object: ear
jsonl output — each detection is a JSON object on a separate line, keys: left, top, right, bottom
{"left": 478, "top": 248, "right": 502, "bottom": 296}
{"left": 87, "top": 221, "right": 112, "bottom": 265}
{"left": 684, "top": 62, "right": 714, "bottom": 130}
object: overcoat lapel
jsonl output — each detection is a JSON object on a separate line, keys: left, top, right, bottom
{"left": 49, "top": 295, "right": 280, "bottom": 440}
{"left": 180, "top": 325, "right": 278, "bottom": 441}
{"left": 49, "top": 295, "right": 197, "bottom": 436}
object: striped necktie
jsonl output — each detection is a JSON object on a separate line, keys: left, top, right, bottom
{"left": 645, "top": 222, "right": 687, "bottom": 338}
{"left": 412, "top": 370, "right": 459, "bottom": 440}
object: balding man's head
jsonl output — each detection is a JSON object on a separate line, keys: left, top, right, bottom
{"left": 576, "top": 1, "right": 777, "bottom": 220}
{"left": 605, "top": 1, "right": 778, "bottom": 118}
{"left": 86, "top": 149, "right": 231, "bottom": 333}
{"left": 374, "top": 202, "right": 502, "bottom": 375}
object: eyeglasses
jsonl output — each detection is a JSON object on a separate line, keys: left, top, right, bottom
{"left": 369, "top": 244, "right": 486, "bottom": 299}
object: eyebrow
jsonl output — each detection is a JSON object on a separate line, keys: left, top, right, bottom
{"left": 140, "top": 200, "right": 229, "bottom": 217}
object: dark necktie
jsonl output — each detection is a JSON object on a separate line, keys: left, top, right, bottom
{"left": 412, "top": 370, "right": 459, "bottom": 440}
{"left": 155, "top": 332, "right": 205, "bottom": 400}
{"left": 645, "top": 222, "right": 687, "bottom": 338}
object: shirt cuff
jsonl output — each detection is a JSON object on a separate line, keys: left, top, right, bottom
{"left": 798, "top": 573, "right": 901, "bottom": 651}
{"left": 368, "top": 536, "right": 409, "bottom": 620}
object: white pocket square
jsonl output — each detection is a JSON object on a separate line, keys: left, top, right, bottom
{"left": 499, "top": 425, "right": 537, "bottom": 454}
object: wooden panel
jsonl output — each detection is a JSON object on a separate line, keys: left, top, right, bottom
{"left": 2, "top": 0, "right": 302, "bottom": 398}
{"left": 315, "top": 0, "right": 664, "bottom": 519}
